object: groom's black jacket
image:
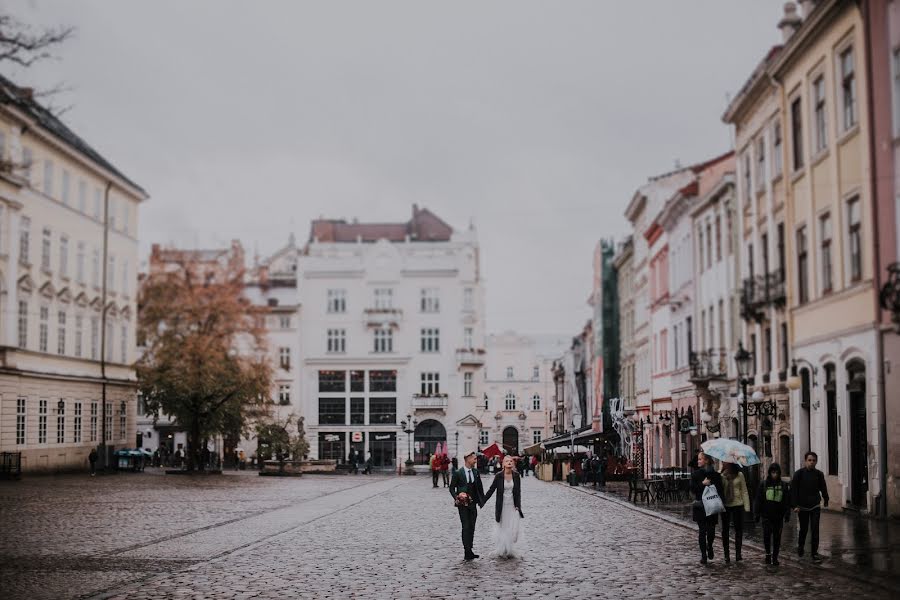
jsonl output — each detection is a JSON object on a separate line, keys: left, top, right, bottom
{"left": 449, "top": 466, "right": 485, "bottom": 510}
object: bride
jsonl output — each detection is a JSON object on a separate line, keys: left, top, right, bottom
{"left": 482, "top": 455, "right": 525, "bottom": 558}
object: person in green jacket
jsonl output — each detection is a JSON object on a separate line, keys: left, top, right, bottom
{"left": 720, "top": 462, "right": 750, "bottom": 562}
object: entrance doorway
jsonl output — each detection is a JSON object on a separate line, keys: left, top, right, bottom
{"left": 847, "top": 361, "right": 868, "bottom": 508}
{"left": 502, "top": 426, "right": 519, "bottom": 455}
{"left": 369, "top": 432, "right": 396, "bottom": 469}
{"left": 414, "top": 420, "right": 446, "bottom": 465}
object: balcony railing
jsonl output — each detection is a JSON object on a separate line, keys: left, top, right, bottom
{"left": 741, "top": 272, "right": 786, "bottom": 322}
{"left": 363, "top": 308, "right": 402, "bottom": 328}
{"left": 456, "top": 348, "right": 486, "bottom": 368}
{"left": 411, "top": 393, "right": 448, "bottom": 409}
{"left": 689, "top": 349, "right": 729, "bottom": 382}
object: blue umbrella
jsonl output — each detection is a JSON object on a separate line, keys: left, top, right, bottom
{"left": 700, "top": 438, "right": 760, "bottom": 467}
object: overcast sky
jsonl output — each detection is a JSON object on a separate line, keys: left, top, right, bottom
{"left": 7, "top": 0, "right": 786, "bottom": 337}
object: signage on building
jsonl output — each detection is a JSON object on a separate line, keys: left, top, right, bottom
{"left": 324, "top": 434, "right": 340, "bottom": 442}
{"left": 374, "top": 433, "right": 392, "bottom": 441}
{"left": 351, "top": 432, "right": 363, "bottom": 442}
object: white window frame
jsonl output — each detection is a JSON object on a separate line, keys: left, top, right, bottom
{"left": 279, "top": 346, "right": 291, "bottom": 370}
{"left": 43, "top": 159, "right": 54, "bottom": 197}
{"left": 59, "top": 234, "right": 69, "bottom": 278}
{"left": 420, "top": 327, "right": 440, "bottom": 353}
{"left": 505, "top": 391, "right": 516, "bottom": 411}
{"left": 39, "top": 305, "right": 49, "bottom": 353}
{"left": 479, "top": 430, "right": 489, "bottom": 446}
{"left": 57, "top": 310, "right": 66, "bottom": 355}
{"left": 19, "top": 216, "right": 30, "bottom": 265}
{"left": 463, "top": 327, "right": 473, "bottom": 349}
{"left": 373, "top": 328, "right": 393, "bottom": 353}
{"left": 327, "top": 289, "right": 346, "bottom": 313}
{"left": 506, "top": 367, "right": 514, "bottom": 380}
{"left": 57, "top": 399, "right": 65, "bottom": 444}
{"left": 41, "top": 227, "right": 51, "bottom": 271}
{"left": 838, "top": 44, "right": 858, "bottom": 132}
{"left": 812, "top": 74, "right": 827, "bottom": 154}
{"left": 90, "top": 401, "right": 98, "bottom": 442}
{"left": 374, "top": 288, "right": 393, "bottom": 310}
{"left": 38, "top": 399, "right": 47, "bottom": 444}
{"left": 16, "top": 397, "right": 26, "bottom": 445}
{"left": 74, "top": 314, "right": 83, "bottom": 358}
{"left": 73, "top": 402, "right": 82, "bottom": 443}
{"left": 17, "top": 300, "right": 27, "bottom": 349}
{"left": 463, "top": 372, "right": 473, "bottom": 397}
{"left": 420, "top": 372, "right": 440, "bottom": 395}
{"left": 532, "top": 394, "right": 541, "bottom": 411}
{"left": 326, "top": 328, "right": 346, "bottom": 353}
{"left": 532, "top": 429, "right": 542, "bottom": 444}
{"left": 420, "top": 288, "right": 440, "bottom": 313}
{"left": 278, "top": 384, "right": 291, "bottom": 405}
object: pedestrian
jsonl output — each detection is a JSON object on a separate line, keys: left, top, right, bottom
{"left": 449, "top": 451, "right": 486, "bottom": 561}
{"left": 720, "top": 462, "right": 750, "bottom": 562}
{"left": 348, "top": 448, "right": 359, "bottom": 474}
{"left": 581, "top": 456, "right": 590, "bottom": 485}
{"left": 88, "top": 448, "right": 98, "bottom": 476}
{"left": 431, "top": 453, "right": 441, "bottom": 488}
{"left": 440, "top": 453, "right": 451, "bottom": 487}
{"left": 599, "top": 453, "right": 608, "bottom": 487}
{"left": 791, "top": 451, "right": 829, "bottom": 561}
{"left": 755, "top": 462, "right": 791, "bottom": 565}
{"left": 691, "top": 451, "right": 724, "bottom": 564}
{"left": 451, "top": 456, "right": 459, "bottom": 472}
{"left": 363, "top": 454, "right": 372, "bottom": 475}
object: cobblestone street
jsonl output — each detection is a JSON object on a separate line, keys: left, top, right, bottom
{"left": 0, "top": 471, "right": 896, "bottom": 599}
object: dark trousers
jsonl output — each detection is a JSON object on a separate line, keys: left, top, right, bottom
{"left": 458, "top": 507, "right": 477, "bottom": 554}
{"left": 89, "top": 461, "right": 96, "bottom": 475}
{"left": 762, "top": 518, "right": 784, "bottom": 558}
{"left": 432, "top": 470, "right": 439, "bottom": 487}
{"left": 798, "top": 508, "right": 821, "bottom": 554}
{"left": 441, "top": 470, "right": 449, "bottom": 486}
{"left": 697, "top": 516, "right": 716, "bottom": 559}
{"left": 721, "top": 506, "right": 744, "bottom": 555}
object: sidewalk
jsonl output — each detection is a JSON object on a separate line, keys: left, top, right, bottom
{"left": 564, "top": 480, "right": 900, "bottom": 588}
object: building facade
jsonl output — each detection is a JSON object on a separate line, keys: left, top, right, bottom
{"left": 613, "top": 237, "right": 635, "bottom": 415}
{"left": 0, "top": 77, "right": 147, "bottom": 472}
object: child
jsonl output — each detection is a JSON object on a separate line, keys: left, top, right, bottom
{"left": 755, "top": 463, "right": 791, "bottom": 565}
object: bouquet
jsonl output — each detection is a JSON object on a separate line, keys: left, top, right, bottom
{"left": 455, "top": 492, "right": 472, "bottom": 507}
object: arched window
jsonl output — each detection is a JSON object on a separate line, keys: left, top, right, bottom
{"left": 505, "top": 392, "right": 516, "bottom": 411}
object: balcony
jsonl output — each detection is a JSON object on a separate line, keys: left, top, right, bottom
{"left": 689, "top": 349, "right": 729, "bottom": 383}
{"left": 411, "top": 393, "right": 448, "bottom": 413}
{"left": 456, "top": 348, "right": 486, "bottom": 368}
{"left": 740, "top": 272, "right": 786, "bottom": 322}
{"left": 363, "top": 308, "right": 402, "bottom": 329}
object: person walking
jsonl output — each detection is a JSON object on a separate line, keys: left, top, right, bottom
{"left": 88, "top": 448, "right": 98, "bottom": 476}
{"left": 482, "top": 455, "right": 526, "bottom": 558}
{"left": 755, "top": 462, "right": 791, "bottom": 565}
{"left": 691, "top": 451, "right": 724, "bottom": 564}
{"left": 720, "top": 462, "right": 750, "bottom": 562}
{"left": 440, "top": 453, "right": 450, "bottom": 487}
{"left": 791, "top": 451, "right": 829, "bottom": 560}
{"left": 430, "top": 453, "right": 441, "bottom": 488}
{"left": 449, "top": 451, "right": 486, "bottom": 561}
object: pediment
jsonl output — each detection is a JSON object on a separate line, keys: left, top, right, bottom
{"left": 120, "top": 304, "right": 132, "bottom": 320}
{"left": 57, "top": 287, "right": 72, "bottom": 304}
{"left": 38, "top": 281, "right": 56, "bottom": 299}
{"left": 74, "top": 292, "right": 89, "bottom": 307}
{"left": 17, "top": 274, "right": 34, "bottom": 294}
{"left": 105, "top": 301, "right": 118, "bottom": 317}
{"left": 89, "top": 297, "right": 103, "bottom": 311}
{"left": 455, "top": 414, "right": 482, "bottom": 427}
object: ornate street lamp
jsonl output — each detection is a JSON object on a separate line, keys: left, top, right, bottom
{"left": 399, "top": 414, "right": 417, "bottom": 475}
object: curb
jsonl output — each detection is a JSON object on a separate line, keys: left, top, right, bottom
{"left": 556, "top": 481, "right": 898, "bottom": 593}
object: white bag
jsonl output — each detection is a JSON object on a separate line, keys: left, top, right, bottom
{"left": 702, "top": 484, "right": 725, "bottom": 517}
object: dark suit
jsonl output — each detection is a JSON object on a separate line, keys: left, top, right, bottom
{"left": 449, "top": 466, "right": 485, "bottom": 556}
{"left": 483, "top": 472, "right": 525, "bottom": 522}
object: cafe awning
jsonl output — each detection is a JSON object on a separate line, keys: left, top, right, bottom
{"left": 541, "top": 426, "right": 593, "bottom": 449}
{"left": 572, "top": 429, "right": 618, "bottom": 445}
{"left": 522, "top": 443, "right": 543, "bottom": 456}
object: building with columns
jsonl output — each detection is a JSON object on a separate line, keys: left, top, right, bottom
{"left": 0, "top": 76, "right": 147, "bottom": 472}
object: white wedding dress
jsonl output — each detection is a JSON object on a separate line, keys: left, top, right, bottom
{"left": 494, "top": 484, "right": 522, "bottom": 558}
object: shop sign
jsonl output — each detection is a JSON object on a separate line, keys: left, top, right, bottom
{"left": 374, "top": 434, "right": 392, "bottom": 441}
{"left": 324, "top": 434, "right": 340, "bottom": 442}
{"left": 351, "top": 432, "right": 363, "bottom": 442}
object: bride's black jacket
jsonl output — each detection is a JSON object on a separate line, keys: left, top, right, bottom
{"left": 482, "top": 471, "right": 525, "bottom": 522}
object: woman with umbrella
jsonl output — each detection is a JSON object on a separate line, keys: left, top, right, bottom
{"left": 690, "top": 451, "right": 724, "bottom": 564}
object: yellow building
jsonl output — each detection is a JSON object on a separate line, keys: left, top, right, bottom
{"left": 0, "top": 77, "right": 148, "bottom": 473}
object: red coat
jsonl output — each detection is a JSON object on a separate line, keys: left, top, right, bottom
{"left": 439, "top": 455, "right": 450, "bottom": 471}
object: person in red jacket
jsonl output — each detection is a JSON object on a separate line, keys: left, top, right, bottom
{"left": 430, "top": 453, "right": 441, "bottom": 488}
{"left": 440, "top": 453, "right": 451, "bottom": 487}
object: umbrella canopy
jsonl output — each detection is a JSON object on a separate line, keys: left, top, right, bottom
{"left": 700, "top": 438, "right": 760, "bottom": 467}
{"left": 481, "top": 442, "right": 504, "bottom": 459}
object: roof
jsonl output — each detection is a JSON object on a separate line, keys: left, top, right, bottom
{"left": 0, "top": 74, "right": 147, "bottom": 196}
{"left": 722, "top": 45, "right": 782, "bottom": 123}
{"left": 308, "top": 204, "right": 453, "bottom": 243}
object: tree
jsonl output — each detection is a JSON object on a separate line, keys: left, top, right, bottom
{"left": 137, "top": 257, "right": 273, "bottom": 471}
{"left": 256, "top": 413, "right": 310, "bottom": 469}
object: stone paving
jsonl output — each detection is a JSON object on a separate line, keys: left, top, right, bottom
{"left": 0, "top": 469, "right": 896, "bottom": 599}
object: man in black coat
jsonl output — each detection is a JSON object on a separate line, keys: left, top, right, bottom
{"left": 449, "top": 451, "right": 486, "bottom": 560}
{"left": 791, "top": 451, "right": 829, "bottom": 560}
{"left": 691, "top": 451, "right": 725, "bottom": 564}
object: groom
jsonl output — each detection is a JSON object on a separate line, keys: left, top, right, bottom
{"left": 449, "top": 451, "right": 485, "bottom": 560}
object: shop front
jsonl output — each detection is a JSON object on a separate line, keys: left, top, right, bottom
{"left": 369, "top": 431, "right": 396, "bottom": 470}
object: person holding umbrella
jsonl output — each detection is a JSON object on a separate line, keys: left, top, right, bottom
{"left": 691, "top": 451, "right": 724, "bottom": 564}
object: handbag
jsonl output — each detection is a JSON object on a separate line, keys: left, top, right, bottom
{"left": 702, "top": 484, "right": 725, "bottom": 517}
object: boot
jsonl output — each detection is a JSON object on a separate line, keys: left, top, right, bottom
{"left": 707, "top": 542, "right": 714, "bottom": 560}
{"left": 735, "top": 544, "right": 742, "bottom": 562}
{"left": 765, "top": 554, "right": 771, "bottom": 564}
{"left": 723, "top": 545, "right": 730, "bottom": 563}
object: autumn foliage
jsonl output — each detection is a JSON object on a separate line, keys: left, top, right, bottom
{"left": 137, "top": 258, "right": 272, "bottom": 471}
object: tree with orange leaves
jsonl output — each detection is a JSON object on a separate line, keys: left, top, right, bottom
{"left": 137, "top": 257, "right": 272, "bottom": 471}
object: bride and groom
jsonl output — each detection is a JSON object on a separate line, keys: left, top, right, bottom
{"left": 449, "top": 451, "right": 525, "bottom": 561}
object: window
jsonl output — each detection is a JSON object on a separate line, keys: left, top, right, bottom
{"left": 108, "top": 255, "right": 116, "bottom": 291}
{"left": 327, "top": 329, "right": 346, "bottom": 353}
{"left": 820, "top": 213, "right": 833, "bottom": 293}
{"left": 505, "top": 391, "right": 516, "bottom": 411}
{"left": 106, "top": 321, "right": 114, "bottom": 362}
{"left": 21, "top": 147, "right": 32, "bottom": 181}
{"left": 533, "top": 429, "right": 542, "bottom": 445}
{"left": 90, "top": 401, "right": 98, "bottom": 442}
{"left": 73, "top": 402, "right": 82, "bottom": 443}
{"left": 743, "top": 152, "right": 752, "bottom": 201}
{"left": 463, "top": 372, "right": 473, "bottom": 396}
{"left": 121, "top": 325, "right": 127, "bottom": 363}
{"left": 369, "top": 398, "right": 396, "bottom": 424}
{"left": 279, "top": 315, "right": 291, "bottom": 329}
{"left": 39, "top": 306, "right": 49, "bottom": 352}
{"left": 750, "top": 334, "right": 758, "bottom": 375}
{"left": 118, "top": 402, "right": 126, "bottom": 441}
{"left": 813, "top": 76, "right": 827, "bottom": 153}
{"left": 318, "top": 370, "right": 346, "bottom": 392}
{"left": 463, "top": 287, "right": 474, "bottom": 311}
{"left": 90, "top": 317, "right": 99, "bottom": 360}
{"left": 764, "top": 327, "right": 772, "bottom": 374}
{"left": 780, "top": 322, "right": 789, "bottom": 371}
{"left": 773, "top": 121, "right": 783, "bottom": 177}
{"left": 420, "top": 288, "right": 439, "bottom": 313}
{"left": 660, "top": 328, "right": 668, "bottom": 370}
{"left": 41, "top": 227, "right": 51, "bottom": 271}
{"left": 94, "top": 188, "right": 101, "bottom": 220}
{"left": 58, "top": 234, "right": 69, "bottom": 278}
{"left": 318, "top": 398, "right": 345, "bottom": 425}
{"left": 57, "top": 400, "right": 65, "bottom": 444}
{"left": 673, "top": 324, "right": 680, "bottom": 367}
{"left": 840, "top": 46, "right": 857, "bottom": 130}
{"left": 715, "top": 216, "right": 722, "bottom": 262}
{"left": 686, "top": 315, "right": 692, "bottom": 355}
{"left": 74, "top": 315, "right": 83, "bottom": 358}
{"left": 16, "top": 398, "right": 25, "bottom": 445}
{"left": 43, "top": 159, "right": 54, "bottom": 197}
{"left": 76, "top": 241, "right": 85, "bottom": 284}
{"left": 706, "top": 222, "right": 712, "bottom": 268}
{"left": 278, "top": 347, "right": 291, "bottom": 370}
{"left": 532, "top": 394, "right": 541, "bottom": 411}
{"left": 369, "top": 370, "right": 396, "bottom": 392}
{"left": 479, "top": 430, "right": 490, "bottom": 446}
{"left": 825, "top": 364, "right": 838, "bottom": 475}
{"left": 463, "top": 327, "right": 474, "bottom": 349}
{"left": 698, "top": 227, "right": 704, "bottom": 272}
{"left": 62, "top": 170, "right": 71, "bottom": 205}
{"left": 506, "top": 367, "right": 514, "bottom": 380}
{"left": 797, "top": 226, "right": 809, "bottom": 304}
{"left": 327, "top": 289, "right": 346, "bottom": 313}
{"left": 420, "top": 372, "right": 440, "bottom": 395}
{"left": 123, "top": 201, "right": 131, "bottom": 234}
{"left": 777, "top": 223, "right": 786, "bottom": 281}
{"left": 848, "top": 197, "right": 862, "bottom": 282}
{"left": 533, "top": 365, "right": 540, "bottom": 380}
{"left": 373, "top": 328, "right": 393, "bottom": 353}
{"left": 791, "top": 97, "right": 804, "bottom": 170}
{"left": 78, "top": 180, "right": 87, "bottom": 212}
{"left": 350, "top": 398, "right": 365, "bottom": 425}
{"left": 38, "top": 399, "right": 47, "bottom": 444}
{"left": 420, "top": 328, "right": 440, "bottom": 352}
{"left": 718, "top": 299, "right": 725, "bottom": 349}
{"left": 278, "top": 384, "right": 291, "bottom": 405}
{"left": 756, "top": 137, "right": 765, "bottom": 191}
{"left": 18, "top": 300, "right": 27, "bottom": 349}
{"left": 350, "top": 370, "right": 364, "bottom": 392}
{"left": 108, "top": 198, "right": 117, "bottom": 229}
{"left": 92, "top": 247, "right": 100, "bottom": 288}
{"left": 374, "top": 288, "right": 393, "bottom": 309}
{"left": 57, "top": 311, "right": 66, "bottom": 355}
{"left": 761, "top": 232, "right": 770, "bottom": 276}
{"left": 19, "top": 216, "right": 30, "bottom": 264}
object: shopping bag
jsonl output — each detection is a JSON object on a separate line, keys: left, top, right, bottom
{"left": 702, "top": 484, "right": 725, "bottom": 517}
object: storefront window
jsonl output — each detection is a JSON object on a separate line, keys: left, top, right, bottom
{"left": 369, "top": 398, "right": 396, "bottom": 424}
{"left": 319, "top": 432, "right": 345, "bottom": 461}
{"left": 350, "top": 370, "right": 365, "bottom": 392}
{"left": 350, "top": 398, "right": 365, "bottom": 425}
{"left": 369, "top": 370, "right": 396, "bottom": 392}
{"left": 318, "top": 370, "right": 346, "bottom": 392}
{"left": 318, "top": 398, "right": 345, "bottom": 425}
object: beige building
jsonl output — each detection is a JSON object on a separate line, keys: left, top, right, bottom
{"left": 0, "top": 77, "right": 147, "bottom": 472}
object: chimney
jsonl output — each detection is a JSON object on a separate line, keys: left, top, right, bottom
{"left": 778, "top": 2, "right": 802, "bottom": 42}
{"left": 798, "top": 0, "right": 816, "bottom": 19}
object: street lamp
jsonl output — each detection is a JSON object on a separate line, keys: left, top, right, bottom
{"left": 454, "top": 430, "right": 459, "bottom": 456}
{"left": 734, "top": 341, "right": 753, "bottom": 445}
{"left": 400, "top": 414, "right": 417, "bottom": 475}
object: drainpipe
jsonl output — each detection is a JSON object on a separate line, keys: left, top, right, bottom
{"left": 99, "top": 182, "right": 111, "bottom": 469}
{"left": 862, "top": 0, "right": 889, "bottom": 517}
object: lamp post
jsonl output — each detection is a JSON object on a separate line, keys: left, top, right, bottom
{"left": 454, "top": 430, "right": 459, "bottom": 457}
{"left": 734, "top": 341, "right": 754, "bottom": 446}
{"left": 400, "top": 414, "right": 417, "bottom": 475}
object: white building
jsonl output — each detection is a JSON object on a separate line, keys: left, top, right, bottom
{"left": 0, "top": 77, "right": 147, "bottom": 472}
{"left": 298, "top": 206, "right": 486, "bottom": 470}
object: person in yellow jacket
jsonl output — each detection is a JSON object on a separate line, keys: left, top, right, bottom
{"left": 720, "top": 462, "right": 751, "bottom": 562}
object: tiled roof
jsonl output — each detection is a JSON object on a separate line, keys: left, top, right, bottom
{"left": 0, "top": 74, "right": 146, "bottom": 196}
{"left": 309, "top": 204, "right": 453, "bottom": 243}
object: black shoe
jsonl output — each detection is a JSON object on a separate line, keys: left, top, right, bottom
{"left": 735, "top": 549, "right": 742, "bottom": 562}
{"left": 772, "top": 557, "right": 780, "bottom": 566}
{"left": 811, "top": 552, "right": 823, "bottom": 561}
{"left": 700, "top": 557, "right": 708, "bottom": 565}
{"left": 471, "top": 553, "right": 480, "bottom": 559}
{"left": 724, "top": 550, "right": 730, "bottom": 563}
{"left": 464, "top": 555, "right": 475, "bottom": 561}
{"left": 707, "top": 545, "right": 714, "bottom": 560}
{"left": 765, "top": 554, "right": 771, "bottom": 564}
{"left": 797, "top": 547, "right": 804, "bottom": 557}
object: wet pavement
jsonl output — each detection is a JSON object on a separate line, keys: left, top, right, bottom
{"left": 0, "top": 469, "right": 897, "bottom": 599}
